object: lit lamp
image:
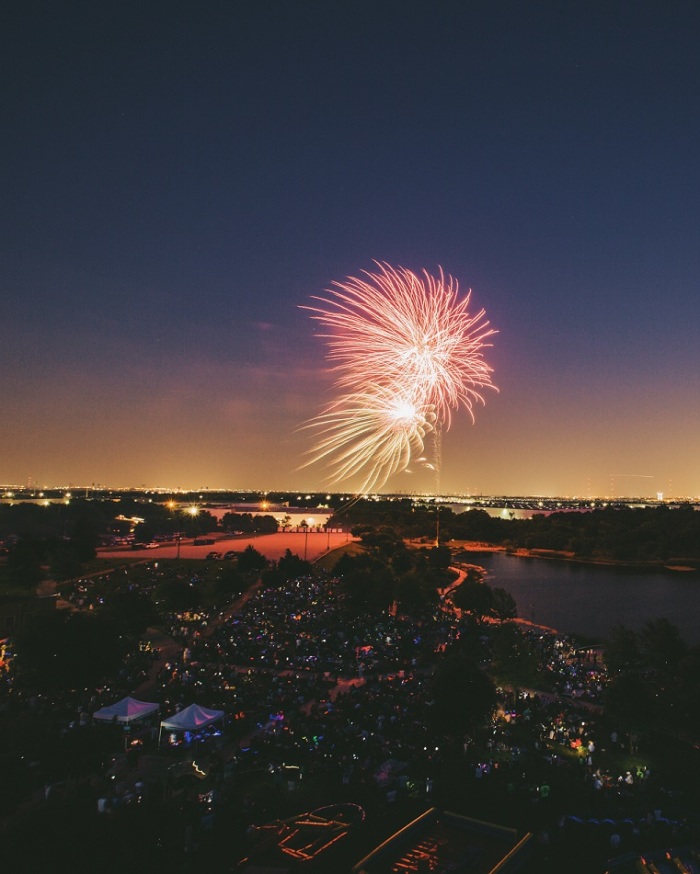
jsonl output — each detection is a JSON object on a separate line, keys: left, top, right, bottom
{"left": 177, "top": 505, "right": 200, "bottom": 559}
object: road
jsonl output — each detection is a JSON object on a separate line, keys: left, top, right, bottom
{"left": 98, "top": 530, "right": 355, "bottom": 563}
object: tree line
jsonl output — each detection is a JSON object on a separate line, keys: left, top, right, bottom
{"left": 0, "top": 500, "right": 282, "bottom": 590}
{"left": 335, "top": 501, "right": 700, "bottom": 563}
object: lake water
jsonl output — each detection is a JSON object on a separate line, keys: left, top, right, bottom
{"left": 458, "top": 551, "right": 700, "bottom": 645}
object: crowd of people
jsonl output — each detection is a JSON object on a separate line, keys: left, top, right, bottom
{"left": 2, "top": 556, "right": 696, "bottom": 868}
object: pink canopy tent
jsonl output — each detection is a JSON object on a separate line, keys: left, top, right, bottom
{"left": 93, "top": 696, "right": 160, "bottom": 724}
{"left": 158, "top": 703, "right": 225, "bottom": 745}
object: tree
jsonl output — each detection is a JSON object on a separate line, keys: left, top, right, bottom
{"left": 101, "top": 589, "right": 159, "bottom": 635}
{"left": 48, "top": 541, "right": 84, "bottom": 582}
{"left": 157, "top": 579, "right": 202, "bottom": 612}
{"left": 216, "top": 565, "right": 247, "bottom": 599}
{"left": 452, "top": 579, "right": 494, "bottom": 622}
{"left": 334, "top": 553, "right": 394, "bottom": 613}
{"left": 491, "top": 621, "right": 521, "bottom": 667}
{"left": 638, "top": 618, "right": 687, "bottom": 675}
{"left": 277, "top": 549, "right": 312, "bottom": 579}
{"left": 490, "top": 623, "right": 538, "bottom": 682}
{"left": 356, "top": 526, "right": 403, "bottom": 554}
{"left": 429, "top": 655, "right": 497, "bottom": 735}
{"left": 394, "top": 570, "right": 439, "bottom": 617}
{"left": 253, "top": 514, "right": 279, "bottom": 534}
{"left": 16, "top": 611, "right": 127, "bottom": 692}
{"left": 604, "top": 623, "right": 640, "bottom": 673}
{"left": 238, "top": 544, "right": 267, "bottom": 574}
{"left": 491, "top": 587, "right": 517, "bottom": 621}
{"left": 677, "top": 645, "right": 700, "bottom": 724}
{"left": 428, "top": 545, "right": 452, "bottom": 570}
{"left": 133, "top": 520, "right": 158, "bottom": 544}
{"left": 390, "top": 547, "right": 414, "bottom": 576}
{"left": 222, "top": 512, "right": 254, "bottom": 533}
{"left": 5, "top": 539, "right": 45, "bottom": 591}
{"left": 68, "top": 502, "right": 102, "bottom": 560}
{"left": 192, "top": 510, "right": 218, "bottom": 534}
{"left": 604, "top": 671, "right": 657, "bottom": 741}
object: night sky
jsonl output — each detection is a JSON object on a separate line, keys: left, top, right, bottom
{"left": 3, "top": 1, "right": 699, "bottom": 497}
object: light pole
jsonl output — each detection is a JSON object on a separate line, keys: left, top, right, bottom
{"left": 300, "top": 520, "right": 309, "bottom": 561}
{"left": 167, "top": 501, "right": 181, "bottom": 559}
{"left": 178, "top": 506, "right": 200, "bottom": 559}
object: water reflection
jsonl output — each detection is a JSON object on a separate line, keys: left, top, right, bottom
{"left": 458, "top": 551, "right": 700, "bottom": 644}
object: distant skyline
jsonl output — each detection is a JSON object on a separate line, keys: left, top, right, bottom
{"left": 3, "top": 3, "right": 699, "bottom": 498}
{"left": 0, "top": 482, "right": 688, "bottom": 503}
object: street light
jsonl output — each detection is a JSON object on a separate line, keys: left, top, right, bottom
{"left": 300, "top": 520, "right": 309, "bottom": 561}
{"left": 166, "top": 500, "right": 179, "bottom": 555}
{"left": 176, "top": 505, "right": 200, "bottom": 559}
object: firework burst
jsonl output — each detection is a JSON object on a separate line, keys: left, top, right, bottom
{"left": 305, "top": 262, "right": 495, "bottom": 426}
{"left": 301, "top": 262, "right": 496, "bottom": 491}
{"left": 300, "top": 386, "right": 437, "bottom": 493}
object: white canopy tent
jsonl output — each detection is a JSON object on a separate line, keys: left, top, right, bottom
{"left": 159, "top": 703, "right": 225, "bottom": 745}
{"left": 93, "top": 696, "right": 160, "bottom": 724}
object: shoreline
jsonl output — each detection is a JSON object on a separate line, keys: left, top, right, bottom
{"left": 448, "top": 546, "right": 698, "bottom": 644}
{"left": 443, "top": 564, "right": 564, "bottom": 639}
{"left": 452, "top": 542, "right": 700, "bottom": 574}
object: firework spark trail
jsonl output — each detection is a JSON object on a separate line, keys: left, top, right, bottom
{"left": 299, "top": 386, "right": 436, "bottom": 493}
{"left": 305, "top": 262, "right": 496, "bottom": 426}
{"left": 301, "top": 262, "right": 496, "bottom": 491}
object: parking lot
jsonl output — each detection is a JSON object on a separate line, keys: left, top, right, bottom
{"left": 98, "top": 529, "right": 354, "bottom": 563}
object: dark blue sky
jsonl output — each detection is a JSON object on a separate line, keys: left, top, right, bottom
{"left": 3, "top": 1, "right": 699, "bottom": 497}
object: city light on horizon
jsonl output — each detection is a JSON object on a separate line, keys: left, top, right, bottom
{"left": 1, "top": 481, "right": 698, "bottom": 506}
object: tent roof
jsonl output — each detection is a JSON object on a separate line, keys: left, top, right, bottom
{"left": 160, "top": 703, "right": 225, "bottom": 732}
{"left": 93, "top": 696, "right": 160, "bottom": 724}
